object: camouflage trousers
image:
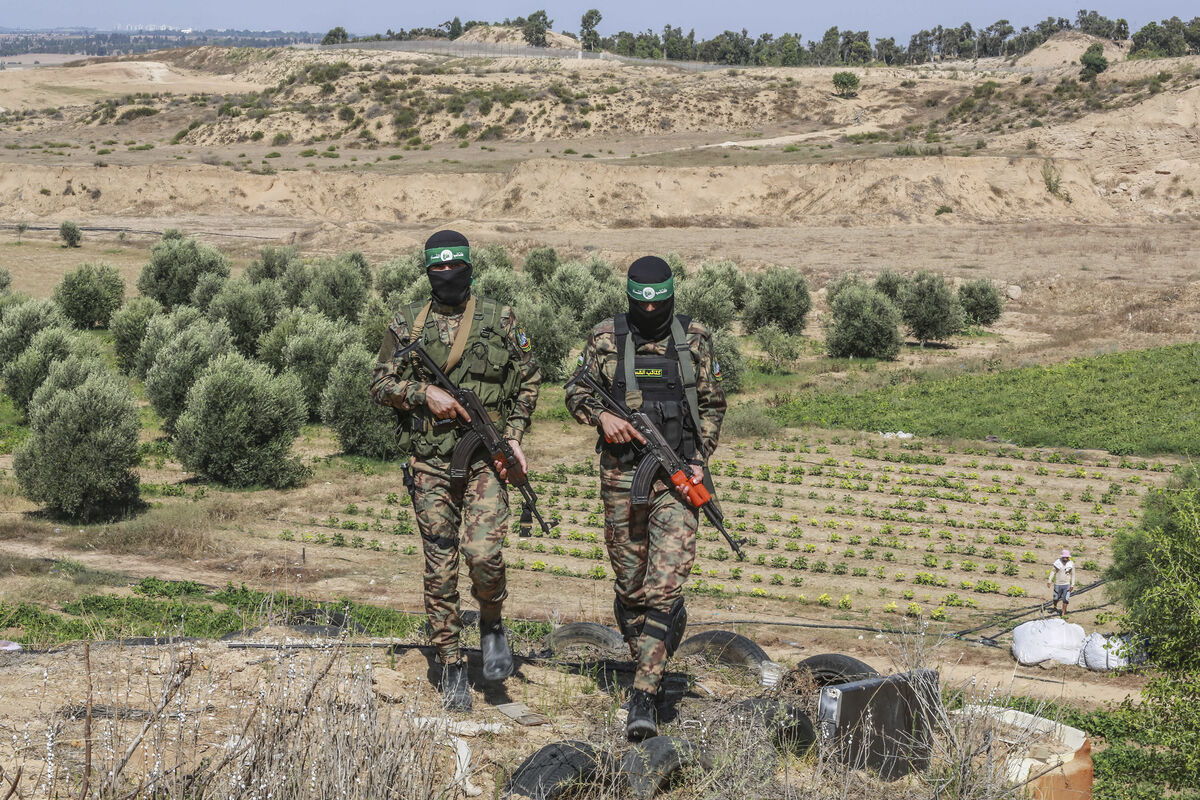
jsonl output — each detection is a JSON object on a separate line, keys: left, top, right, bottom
{"left": 412, "top": 457, "right": 509, "bottom": 664}
{"left": 601, "top": 457, "right": 698, "bottom": 694}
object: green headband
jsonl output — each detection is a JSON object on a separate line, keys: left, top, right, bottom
{"left": 627, "top": 277, "right": 673, "bottom": 302}
{"left": 424, "top": 245, "right": 471, "bottom": 268}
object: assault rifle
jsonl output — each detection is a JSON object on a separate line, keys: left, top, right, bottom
{"left": 565, "top": 360, "right": 746, "bottom": 560}
{"left": 396, "top": 338, "right": 556, "bottom": 538}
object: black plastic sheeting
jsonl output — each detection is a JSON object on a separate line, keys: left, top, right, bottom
{"left": 816, "top": 669, "right": 941, "bottom": 781}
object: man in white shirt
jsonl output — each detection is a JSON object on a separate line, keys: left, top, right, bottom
{"left": 1047, "top": 548, "right": 1076, "bottom": 618}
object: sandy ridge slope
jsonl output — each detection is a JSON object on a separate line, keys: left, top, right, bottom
{"left": 0, "top": 157, "right": 1119, "bottom": 231}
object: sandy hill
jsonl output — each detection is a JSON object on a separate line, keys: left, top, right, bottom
{"left": 456, "top": 24, "right": 579, "bottom": 50}
{"left": 1016, "top": 30, "right": 1130, "bottom": 68}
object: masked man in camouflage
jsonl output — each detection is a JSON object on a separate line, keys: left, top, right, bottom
{"left": 565, "top": 256, "right": 726, "bottom": 740}
{"left": 371, "top": 230, "right": 541, "bottom": 711}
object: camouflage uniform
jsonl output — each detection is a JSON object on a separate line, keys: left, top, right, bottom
{"left": 565, "top": 318, "right": 725, "bottom": 694}
{"left": 371, "top": 297, "right": 541, "bottom": 664}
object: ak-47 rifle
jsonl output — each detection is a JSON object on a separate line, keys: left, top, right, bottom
{"left": 396, "top": 338, "right": 556, "bottom": 538}
{"left": 565, "top": 359, "right": 746, "bottom": 560}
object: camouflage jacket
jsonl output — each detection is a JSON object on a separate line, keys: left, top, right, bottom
{"left": 370, "top": 296, "right": 541, "bottom": 444}
{"left": 565, "top": 316, "right": 726, "bottom": 458}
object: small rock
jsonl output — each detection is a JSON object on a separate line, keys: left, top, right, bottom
{"left": 1006, "top": 285, "right": 1022, "bottom": 300}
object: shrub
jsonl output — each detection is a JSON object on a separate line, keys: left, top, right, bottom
{"left": 723, "top": 403, "right": 781, "bottom": 437}
{"left": 174, "top": 353, "right": 308, "bottom": 488}
{"left": 357, "top": 294, "right": 396, "bottom": 357}
{"left": 52, "top": 262, "right": 125, "bottom": 328}
{"left": 132, "top": 305, "right": 202, "bottom": 379}
{"left": 300, "top": 255, "right": 371, "bottom": 323}
{"left": 581, "top": 278, "right": 626, "bottom": 333}
{"left": 374, "top": 253, "right": 424, "bottom": 297}
{"left": 475, "top": 270, "right": 533, "bottom": 307}
{"left": 14, "top": 370, "right": 140, "bottom": 520}
{"left": 59, "top": 220, "right": 82, "bottom": 247}
{"left": 958, "top": 278, "right": 1004, "bottom": 326}
{"left": 279, "top": 259, "right": 316, "bottom": 307}
{"left": 513, "top": 298, "right": 573, "bottom": 381}
{"left": 824, "top": 272, "right": 866, "bottom": 305}
{"left": 319, "top": 347, "right": 402, "bottom": 459}
{"left": 754, "top": 323, "right": 801, "bottom": 373}
{"left": 694, "top": 261, "right": 749, "bottom": 310}
{"left": 832, "top": 71, "right": 860, "bottom": 98}
{"left": 675, "top": 278, "right": 737, "bottom": 331}
{"left": 523, "top": 247, "right": 560, "bottom": 285}
{"left": 1080, "top": 42, "right": 1108, "bottom": 80}
{"left": 472, "top": 244, "right": 513, "bottom": 274}
{"left": 208, "top": 278, "right": 284, "bottom": 357}
{"left": 281, "top": 313, "right": 358, "bottom": 419}
{"left": 189, "top": 271, "right": 227, "bottom": 312}
{"left": 898, "top": 271, "right": 965, "bottom": 345}
{"left": 711, "top": 328, "right": 745, "bottom": 393}
{"left": 145, "top": 319, "right": 236, "bottom": 431}
{"left": 137, "top": 234, "right": 231, "bottom": 308}
{"left": 31, "top": 354, "right": 109, "bottom": 410}
{"left": 2, "top": 327, "right": 98, "bottom": 415}
{"left": 826, "top": 284, "right": 903, "bottom": 360}
{"left": 245, "top": 246, "right": 299, "bottom": 283}
{"left": 873, "top": 268, "right": 908, "bottom": 302}
{"left": 0, "top": 298, "right": 68, "bottom": 368}
{"left": 744, "top": 268, "right": 811, "bottom": 335}
{"left": 110, "top": 296, "right": 161, "bottom": 374}
{"left": 0, "top": 268, "right": 10, "bottom": 292}
{"left": 257, "top": 307, "right": 309, "bottom": 370}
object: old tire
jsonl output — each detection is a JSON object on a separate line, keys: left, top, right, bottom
{"left": 676, "top": 629, "right": 769, "bottom": 670}
{"left": 619, "top": 735, "right": 712, "bottom": 799}
{"left": 504, "top": 740, "right": 608, "bottom": 800}
{"left": 545, "top": 622, "right": 627, "bottom": 659}
{"left": 792, "top": 653, "right": 879, "bottom": 687}
{"left": 730, "top": 698, "right": 816, "bottom": 756}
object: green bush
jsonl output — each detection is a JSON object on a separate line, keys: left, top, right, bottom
{"left": 833, "top": 71, "right": 860, "bottom": 98}
{"left": 374, "top": 253, "right": 424, "bottom": 297}
{"left": 281, "top": 313, "right": 358, "bottom": 419}
{"left": 132, "top": 306, "right": 202, "bottom": 379}
{"left": 174, "top": 353, "right": 308, "bottom": 489}
{"left": 826, "top": 284, "right": 903, "bottom": 360}
{"left": 694, "top": 261, "right": 749, "bottom": 310}
{"left": 522, "top": 247, "right": 560, "bottom": 285}
{"left": 663, "top": 252, "right": 688, "bottom": 281}
{"left": 0, "top": 298, "right": 68, "bottom": 368}
{"left": 137, "top": 233, "right": 231, "bottom": 308}
{"left": 110, "top": 296, "right": 161, "bottom": 374}
{"left": 873, "top": 268, "right": 908, "bottom": 302}
{"left": 245, "top": 245, "right": 299, "bottom": 283}
{"left": 300, "top": 254, "right": 371, "bottom": 323}
{"left": 472, "top": 244, "right": 513, "bottom": 273}
{"left": 31, "top": 354, "right": 109, "bottom": 410}
{"left": 14, "top": 370, "right": 140, "bottom": 520}
{"left": 514, "top": 297, "right": 574, "bottom": 381}
{"left": 144, "top": 319, "right": 236, "bottom": 432}
{"left": 319, "top": 347, "right": 402, "bottom": 459}
{"left": 208, "top": 278, "right": 283, "bottom": 357}
{"left": 357, "top": 294, "right": 395, "bottom": 357}
{"left": 59, "top": 220, "right": 82, "bottom": 248}
{"left": 52, "top": 262, "right": 125, "bottom": 328}
{"left": 189, "top": 271, "right": 227, "bottom": 313}
{"left": 582, "top": 279, "right": 626, "bottom": 334}
{"left": 473, "top": 270, "right": 532, "bottom": 308}
{"left": 958, "top": 278, "right": 1004, "bottom": 326}
{"left": 898, "top": 271, "right": 965, "bottom": 345}
{"left": 824, "top": 272, "right": 867, "bottom": 305}
{"left": 1080, "top": 42, "right": 1109, "bottom": 80}
{"left": 2, "top": 327, "right": 98, "bottom": 415}
{"left": 754, "top": 323, "right": 802, "bottom": 373}
{"left": 0, "top": 268, "right": 11, "bottom": 293}
{"left": 257, "top": 307, "right": 309, "bottom": 370}
{"left": 675, "top": 278, "right": 737, "bottom": 331}
{"left": 711, "top": 328, "right": 745, "bottom": 393}
{"left": 744, "top": 268, "right": 811, "bottom": 335}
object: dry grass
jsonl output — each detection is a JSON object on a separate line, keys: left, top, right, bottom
{"left": 65, "top": 504, "right": 212, "bottom": 559}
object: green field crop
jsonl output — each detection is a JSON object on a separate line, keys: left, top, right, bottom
{"left": 774, "top": 344, "right": 1200, "bottom": 455}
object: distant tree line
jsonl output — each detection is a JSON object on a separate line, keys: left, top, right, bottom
{"left": 342, "top": 8, "right": 1200, "bottom": 65}
{"left": 0, "top": 30, "right": 317, "bottom": 57}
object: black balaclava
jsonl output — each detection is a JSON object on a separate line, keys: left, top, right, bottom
{"left": 626, "top": 255, "right": 675, "bottom": 343}
{"left": 424, "top": 229, "right": 473, "bottom": 307}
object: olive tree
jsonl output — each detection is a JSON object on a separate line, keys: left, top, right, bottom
{"left": 320, "top": 347, "right": 402, "bottom": 459}
{"left": 174, "top": 353, "right": 308, "bottom": 488}
{"left": 281, "top": 313, "right": 358, "bottom": 419}
{"left": 53, "top": 262, "right": 125, "bottom": 328}
{"left": 0, "top": 298, "right": 67, "bottom": 369}
{"left": 59, "top": 220, "right": 82, "bottom": 248}
{"left": 3, "top": 327, "right": 98, "bottom": 415}
{"left": 826, "top": 284, "right": 903, "bottom": 360}
{"left": 14, "top": 369, "right": 140, "bottom": 520}
{"left": 137, "top": 233, "right": 231, "bottom": 308}
{"left": 245, "top": 245, "right": 299, "bottom": 283}
{"left": 743, "top": 268, "right": 811, "bottom": 335}
{"left": 375, "top": 253, "right": 424, "bottom": 297}
{"left": 110, "top": 296, "right": 161, "bottom": 374}
{"left": 144, "top": 319, "right": 236, "bottom": 431}
{"left": 132, "top": 305, "right": 203, "bottom": 379}
{"left": 208, "top": 278, "right": 284, "bottom": 357}
{"left": 958, "top": 278, "right": 1004, "bottom": 326}
{"left": 898, "top": 271, "right": 965, "bottom": 345}
{"left": 675, "top": 278, "right": 737, "bottom": 332}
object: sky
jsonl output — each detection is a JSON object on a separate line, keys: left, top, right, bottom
{"left": 2, "top": 1, "right": 1197, "bottom": 42}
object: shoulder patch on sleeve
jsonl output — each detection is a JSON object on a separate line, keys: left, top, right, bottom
{"left": 516, "top": 327, "right": 532, "bottom": 352}
{"left": 712, "top": 358, "right": 723, "bottom": 381}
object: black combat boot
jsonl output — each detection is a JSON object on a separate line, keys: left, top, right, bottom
{"left": 441, "top": 659, "right": 472, "bottom": 712}
{"left": 625, "top": 688, "right": 658, "bottom": 741}
{"left": 480, "top": 619, "right": 514, "bottom": 682}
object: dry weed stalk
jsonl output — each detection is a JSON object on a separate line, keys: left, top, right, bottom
{"left": 10, "top": 641, "right": 456, "bottom": 800}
